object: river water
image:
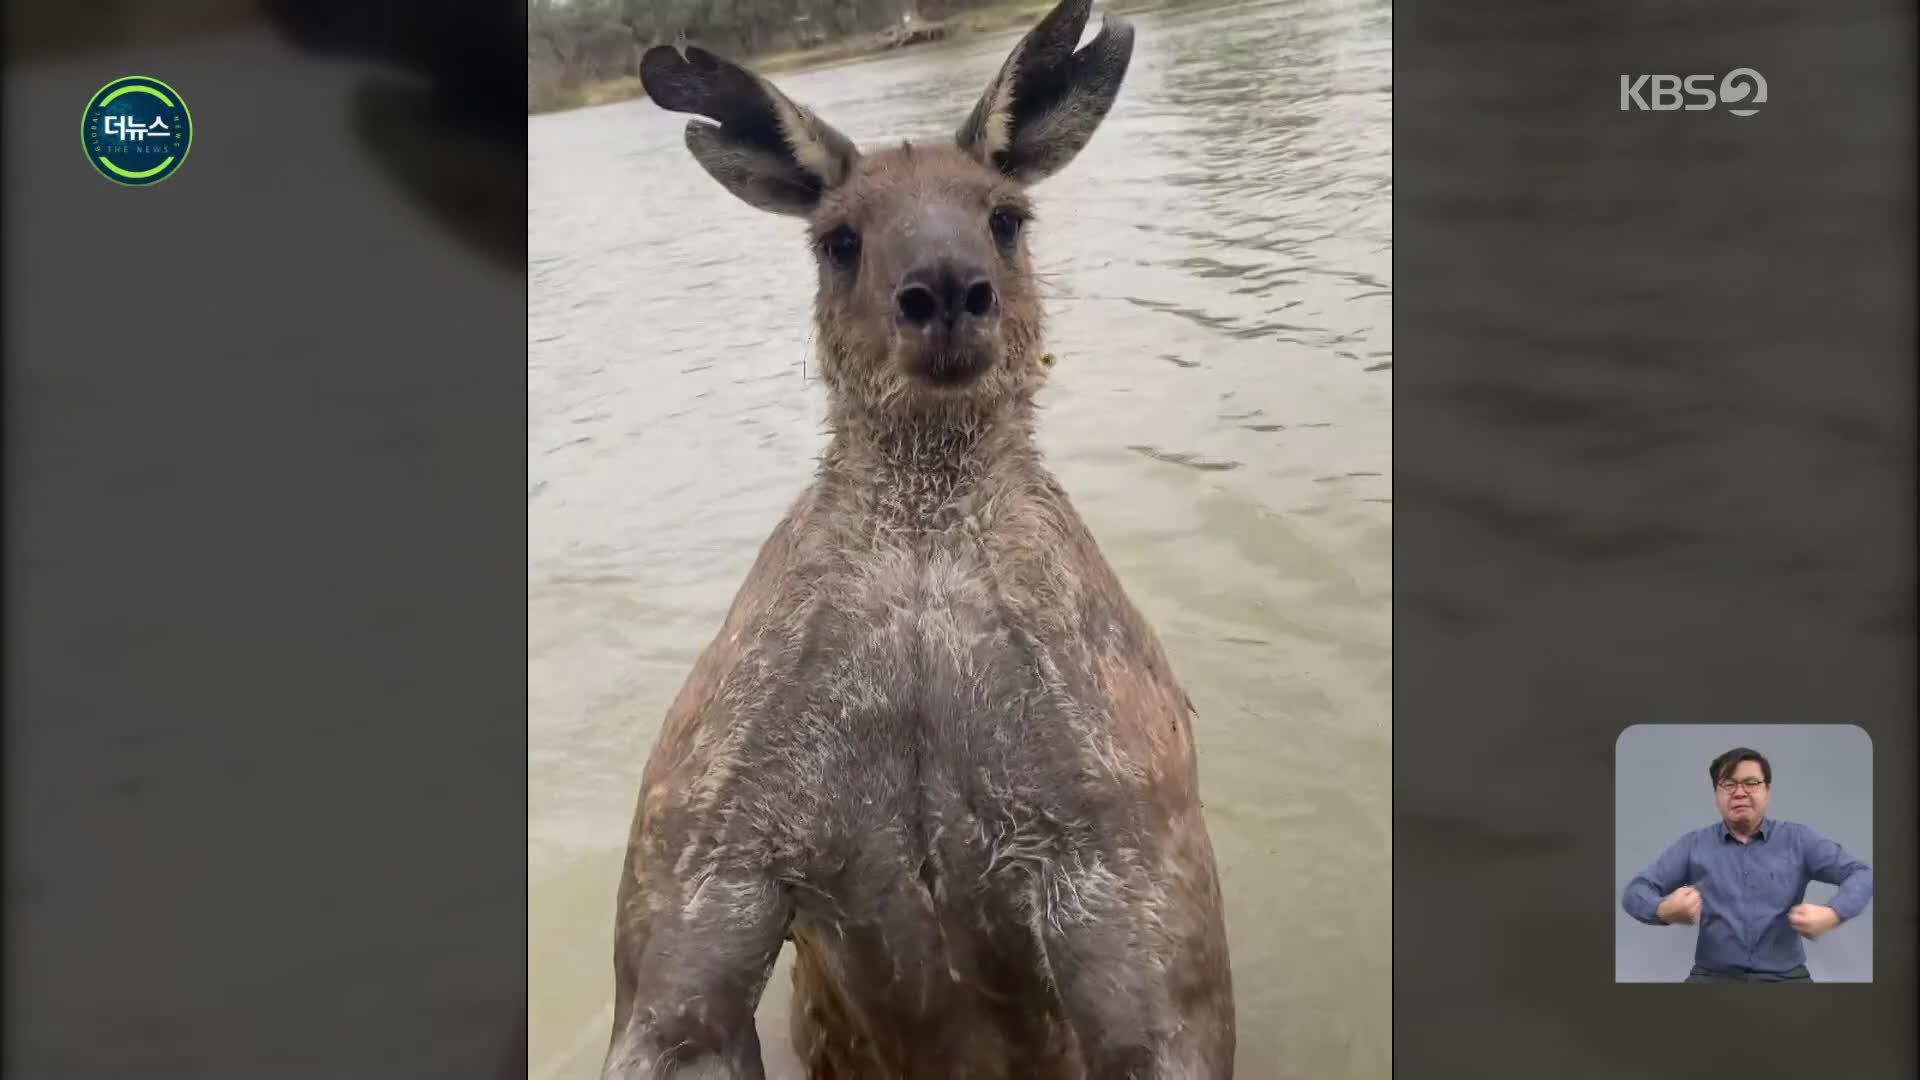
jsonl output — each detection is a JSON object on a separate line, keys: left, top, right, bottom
{"left": 529, "top": 1, "right": 1390, "bottom": 1075}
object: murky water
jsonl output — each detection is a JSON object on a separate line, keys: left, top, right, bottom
{"left": 529, "top": 1, "right": 1390, "bottom": 1075}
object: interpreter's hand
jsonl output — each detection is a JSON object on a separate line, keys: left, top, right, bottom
{"left": 1789, "top": 903, "right": 1841, "bottom": 939}
{"left": 1657, "top": 886, "right": 1703, "bottom": 925}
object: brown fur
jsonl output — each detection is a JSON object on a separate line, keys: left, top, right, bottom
{"left": 606, "top": 4, "right": 1234, "bottom": 1076}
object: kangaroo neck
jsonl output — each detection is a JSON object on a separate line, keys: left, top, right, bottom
{"left": 819, "top": 397, "right": 1042, "bottom": 532}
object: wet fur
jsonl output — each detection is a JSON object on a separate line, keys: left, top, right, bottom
{"left": 609, "top": 3, "right": 1233, "bottom": 1076}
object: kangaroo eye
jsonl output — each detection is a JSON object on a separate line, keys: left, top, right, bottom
{"left": 989, "top": 207, "right": 1027, "bottom": 247}
{"left": 820, "top": 226, "right": 861, "bottom": 269}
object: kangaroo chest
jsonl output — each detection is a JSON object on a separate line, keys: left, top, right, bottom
{"left": 747, "top": 530, "right": 1091, "bottom": 886}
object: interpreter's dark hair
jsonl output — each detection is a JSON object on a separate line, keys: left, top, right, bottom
{"left": 1709, "top": 746, "right": 1772, "bottom": 786}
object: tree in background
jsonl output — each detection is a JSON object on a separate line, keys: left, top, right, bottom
{"left": 529, "top": 0, "right": 1005, "bottom": 110}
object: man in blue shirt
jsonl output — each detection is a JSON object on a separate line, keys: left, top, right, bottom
{"left": 1621, "top": 746, "right": 1873, "bottom": 982}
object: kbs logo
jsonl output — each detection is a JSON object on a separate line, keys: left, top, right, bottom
{"left": 1620, "top": 69, "right": 1767, "bottom": 117}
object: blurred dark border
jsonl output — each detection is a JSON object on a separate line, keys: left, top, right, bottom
{"left": 4, "top": 2, "right": 526, "bottom": 1077}
{"left": 1397, "top": 0, "right": 1914, "bottom": 1075}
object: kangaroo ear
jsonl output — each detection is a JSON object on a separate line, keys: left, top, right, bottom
{"left": 956, "top": 0, "right": 1134, "bottom": 184}
{"left": 640, "top": 44, "right": 860, "bottom": 216}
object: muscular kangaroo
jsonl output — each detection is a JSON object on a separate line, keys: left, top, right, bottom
{"left": 604, "top": 3, "right": 1235, "bottom": 1075}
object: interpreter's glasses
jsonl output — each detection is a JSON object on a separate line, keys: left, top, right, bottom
{"left": 1717, "top": 778, "right": 1766, "bottom": 792}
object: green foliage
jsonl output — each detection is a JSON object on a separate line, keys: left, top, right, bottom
{"left": 534, "top": 0, "right": 1012, "bottom": 55}
{"left": 530, "top": 0, "right": 1022, "bottom": 112}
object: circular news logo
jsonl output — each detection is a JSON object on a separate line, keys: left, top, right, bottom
{"left": 82, "top": 75, "right": 192, "bottom": 186}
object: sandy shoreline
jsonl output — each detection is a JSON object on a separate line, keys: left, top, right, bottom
{"left": 528, "top": 2, "right": 1066, "bottom": 116}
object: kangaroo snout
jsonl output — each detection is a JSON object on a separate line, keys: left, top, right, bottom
{"left": 895, "top": 261, "right": 998, "bottom": 329}
{"left": 892, "top": 253, "right": 1001, "bottom": 385}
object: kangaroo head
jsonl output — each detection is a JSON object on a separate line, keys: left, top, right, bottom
{"left": 640, "top": 0, "right": 1134, "bottom": 427}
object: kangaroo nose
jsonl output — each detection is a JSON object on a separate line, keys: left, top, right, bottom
{"left": 895, "top": 263, "right": 996, "bottom": 329}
